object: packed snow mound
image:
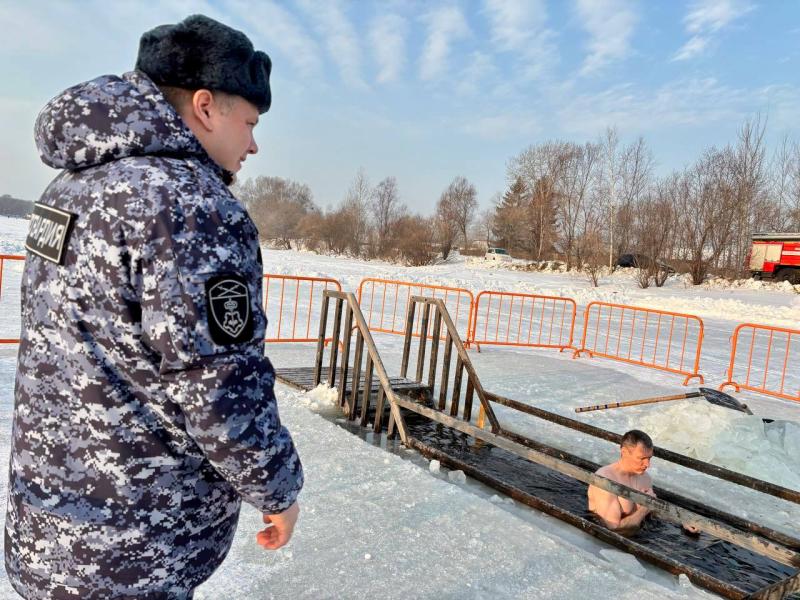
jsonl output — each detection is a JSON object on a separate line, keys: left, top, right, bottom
{"left": 639, "top": 402, "right": 800, "bottom": 490}
{"left": 297, "top": 384, "right": 339, "bottom": 412}
{"left": 698, "top": 274, "right": 800, "bottom": 294}
{"left": 466, "top": 256, "right": 571, "bottom": 273}
{"left": 631, "top": 295, "right": 800, "bottom": 329}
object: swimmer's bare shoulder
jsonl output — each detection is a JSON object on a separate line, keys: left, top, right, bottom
{"left": 588, "top": 464, "right": 617, "bottom": 510}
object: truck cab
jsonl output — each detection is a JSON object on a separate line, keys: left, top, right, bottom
{"left": 749, "top": 232, "right": 800, "bottom": 284}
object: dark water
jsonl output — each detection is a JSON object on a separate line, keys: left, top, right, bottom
{"left": 402, "top": 413, "right": 798, "bottom": 597}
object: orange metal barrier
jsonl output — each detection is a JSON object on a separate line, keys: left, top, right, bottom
{"left": 469, "top": 290, "right": 577, "bottom": 352}
{"left": 357, "top": 278, "right": 474, "bottom": 340}
{"left": 0, "top": 254, "right": 25, "bottom": 344}
{"left": 263, "top": 274, "right": 342, "bottom": 343}
{"left": 574, "top": 301, "right": 704, "bottom": 386}
{"left": 720, "top": 324, "right": 800, "bottom": 402}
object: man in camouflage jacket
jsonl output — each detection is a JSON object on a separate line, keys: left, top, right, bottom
{"left": 5, "top": 15, "right": 303, "bottom": 599}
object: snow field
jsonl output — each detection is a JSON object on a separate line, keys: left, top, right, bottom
{"left": 1, "top": 218, "right": 798, "bottom": 598}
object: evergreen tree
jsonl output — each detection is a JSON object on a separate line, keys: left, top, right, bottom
{"left": 492, "top": 177, "right": 527, "bottom": 250}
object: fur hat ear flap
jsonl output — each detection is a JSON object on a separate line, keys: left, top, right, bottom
{"left": 136, "top": 15, "right": 272, "bottom": 113}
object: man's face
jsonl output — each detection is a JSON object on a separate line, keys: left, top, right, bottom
{"left": 620, "top": 443, "right": 653, "bottom": 474}
{"left": 203, "top": 93, "right": 260, "bottom": 173}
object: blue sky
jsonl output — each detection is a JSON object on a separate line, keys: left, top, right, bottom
{"left": 1, "top": 0, "right": 798, "bottom": 214}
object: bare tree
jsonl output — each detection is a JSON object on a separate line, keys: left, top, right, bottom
{"left": 435, "top": 191, "right": 461, "bottom": 260}
{"left": 371, "top": 176, "right": 404, "bottom": 255}
{"left": 597, "top": 127, "right": 622, "bottom": 269}
{"left": 578, "top": 227, "right": 606, "bottom": 287}
{"left": 633, "top": 181, "right": 677, "bottom": 288}
{"left": 527, "top": 175, "right": 559, "bottom": 260}
{"left": 674, "top": 149, "right": 739, "bottom": 284}
{"left": 791, "top": 143, "right": 800, "bottom": 231}
{"left": 726, "top": 116, "right": 768, "bottom": 275}
{"left": 305, "top": 207, "right": 353, "bottom": 255}
{"left": 616, "top": 137, "right": 654, "bottom": 260}
{"left": 557, "top": 142, "right": 600, "bottom": 270}
{"left": 234, "top": 176, "right": 316, "bottom": 248}
{"left": 473, "top": 207, "right": 495, "bottom": 248}
{"left": 342, "top": 168, "right": 373, "bottom": 256}
{"left": 771, "top": 134, "right": 800, "bottom": 230}
{"left": 440, "top": 176, "right": 478, "bottom": 248}
{"left": 394, "top": 215, "right": 438, "bottom": 265}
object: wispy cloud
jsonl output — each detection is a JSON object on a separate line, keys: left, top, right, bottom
{"left": 575, "top": 0, "right": 638, "bottom": 75}
{"left": 455, "top": 51, "right": 497, "bottom": 96}
{"left": 420, "top": 5, "right": 470, "bottom": 81}
{"left": 555, "top": 78, "right": 800, "bottom": 135}
{"left": 229, "top": 0, "right": 321, "bottom": 77}
{"left": 482, "top": 0, "right": 557, "bottom": 79}
{"left": 483, "top": 0, "right": 546, "bottom": 51}
{"left": 0, "top": 1, "right": 208, "bottom": 57}
{"left": 673, "top": 0, "right": 755, "bottom": 61}
{"left": 459, "top": 112, "right": 540, "bottom": 141}
{"left": 369, "top": 14, "right": 407, "bottom": 84}
{"left": 296, "top": 0, "right": 366, "bottom": 88}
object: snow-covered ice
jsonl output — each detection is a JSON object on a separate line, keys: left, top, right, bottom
{"left": 1, "top": 218, "right": 799, "bottom": 599}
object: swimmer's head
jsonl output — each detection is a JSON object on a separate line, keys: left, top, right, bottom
{"left": 620, "top": 429, "right": 653, "bottom": 474}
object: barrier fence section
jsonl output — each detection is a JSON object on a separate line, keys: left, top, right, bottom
{"left": 720, "top": 324, "right": 800, "bottom": 403}
{"left": 575, "top": 301, "right": 705, "bottom": 386}
{"left": 0, "top": 254, "right": 25, "bottom": 344}
{"left": 263, "top": 274, "right": 342, "bottom": 343}
{"left": 468, "top": 290, "right": 577, "bottom": 352}
{"left": 357, "top": 278, "right": 474, "bottom": 341}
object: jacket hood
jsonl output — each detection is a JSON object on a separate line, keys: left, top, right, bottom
{"left": 35, "top": 70, "right": 216, "bottom": 173}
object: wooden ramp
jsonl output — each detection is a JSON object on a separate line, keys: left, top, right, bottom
{"left": 276, "top": 366, "right": 430, "bottom": 398}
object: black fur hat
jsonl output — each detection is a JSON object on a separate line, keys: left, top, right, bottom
{"left": 136, "top": 15, "right": 272, "bottom": 113}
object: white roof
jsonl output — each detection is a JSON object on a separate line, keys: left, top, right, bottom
{"left": 752, "top": 232, "right": 800, "bottom": 241}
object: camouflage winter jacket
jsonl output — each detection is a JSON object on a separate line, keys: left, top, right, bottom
{"left": 5, "top": 71, "right": 303, "bottom": 599}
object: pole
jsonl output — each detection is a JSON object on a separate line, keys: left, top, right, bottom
{"left": 609, "top": 200, "right": 614, "bottom": 270}
{"left": 575, "top": 391, "right": 703, "bottom": 413}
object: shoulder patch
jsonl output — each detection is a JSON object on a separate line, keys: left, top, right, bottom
{"left": 205, "top": 274, "right": 255, "bottom": 345}
{"left": 25, "top": 202, "right": 76, "bottom": 264}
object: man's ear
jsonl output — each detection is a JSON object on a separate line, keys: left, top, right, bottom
{"left": 191, "top": 89, "right": 216, "bottom": 132}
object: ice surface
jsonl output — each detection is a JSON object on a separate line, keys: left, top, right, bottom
{"left": 447, "top": 469, "right": 467, "bottom": 484}
{"left": 429, "top": 459, "right": 441, "bottom": 474}
{"left": 599, "top": 548, "right": 647, "bottom": 578}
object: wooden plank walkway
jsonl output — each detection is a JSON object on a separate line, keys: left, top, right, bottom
{"left": 275, "top": 366, "right": 431, "bottom": 398}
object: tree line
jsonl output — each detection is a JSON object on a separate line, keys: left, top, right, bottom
{"left": 233, "top": 169, "right": 479, "bottom": 266}
{"left": 234, "top": 116, "right": 800, "bottom": 284}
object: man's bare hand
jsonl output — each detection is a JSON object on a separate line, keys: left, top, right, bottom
{"left": 257, "top": 502, "right": 299, "bottom": 550}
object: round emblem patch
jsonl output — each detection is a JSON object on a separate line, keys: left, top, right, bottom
{"left": 205, "top": 275, "right": 255, "bottom": 345}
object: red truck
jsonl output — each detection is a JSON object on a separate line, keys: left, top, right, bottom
{"left": 749, "top": 232, "right": 800, "bottom": 284}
